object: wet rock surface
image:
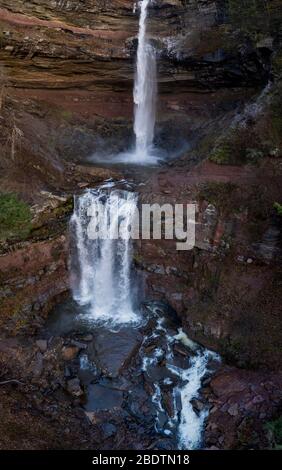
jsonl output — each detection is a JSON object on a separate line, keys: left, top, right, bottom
{"left": 0, "top": 299, "right": 221, "bottom": 450}
{"left": 88, "top": 327, "right": 143, "bottom": 378}
{"left": 1, "top": 298, "right": 279, "bottom": 450}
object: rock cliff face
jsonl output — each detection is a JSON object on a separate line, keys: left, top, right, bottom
{"left": 137, "top": 159, "right": 282, "bottom": 370}
{"left": 0, "top": 0, "right": 272, "bottom": 89}
{"left": 0, "top": 0, "right": 274, "bottom": 179}
{"left": 0, "top": 235, "right": 68, "bottom": 333}
{"left": 0, "top": 0, "right": 281, "bottom": 451}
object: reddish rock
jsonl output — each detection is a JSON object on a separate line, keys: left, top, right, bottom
{"left": 61, "top": 346, "right": 79, "bottom": 361}
{"left": 204, "top": 366, "right": 282, "bottom": 449}
{"left": 210, "top": 371, "right": 247, "bottom": 397}
{"left": 0, "top": 235, "right": 69, "bottom": 334}
{"left": 66, "top": 378, "right": 83, "bottom": 398}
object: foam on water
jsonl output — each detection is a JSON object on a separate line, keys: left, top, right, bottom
{"left": 140, "top": 310, "right": 220, "bottom": 449}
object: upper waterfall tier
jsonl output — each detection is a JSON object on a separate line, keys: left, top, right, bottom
{"left": 133, "top": 0, "right": 157, "bottom": 160}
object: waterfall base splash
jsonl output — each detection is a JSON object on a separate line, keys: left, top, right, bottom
{"left": 88, "top": 145, "right": 163, "bottom": 167}
{"left": 114, "top": 146, "right": 162, "bottom": 165}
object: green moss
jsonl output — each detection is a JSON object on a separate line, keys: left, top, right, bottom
{"left": 133, "top": 253, "right": 143, "bottom": 265}
{"left": 274, "top": 202, "right": 282, "bottom": 215}
{"left": 53, "top": 198, "right": 73, "bottom": 217}
{"left": 209, "top": 127, "right": 266, "bottom": 166}
{"left": 51, "top": 243, "right": 63, "bottom": 261}
{"left": 199, "top": 268, "right": 221, "bottom": 301}
{"left": 61, "top": 110, "right": 72, "bottom": 121}
{"left": 265, "top": 416, "right": 282, "bottom": 449}
{"left": 209, "top": 143, "right": 231, "bottom": 164}
{"left": 0, "top": 193, "right": 32, "bottom": 241}
{"left": 220, "top": 337, "right": 248, "bottom": 368}
{"left": 13, "top": 316, "right": 30, "bottom": 334}
{"left": 5, "top": 421, "right": 29, "bottom": 440}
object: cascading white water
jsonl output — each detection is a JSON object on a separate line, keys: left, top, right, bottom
{"left": 141, "top": 308, "right": 220, "bottom": 449}
{"left": 90, "top": 0, "right": 159, "bottom": 165}
{"left": 70, "top": 189, "right": 139, "bottom": 325}
{"left": 174, "top": 349, "right": 219, "bottom": 449}
{"left": 133, "top": 0, "right": 157, "bottom": 160}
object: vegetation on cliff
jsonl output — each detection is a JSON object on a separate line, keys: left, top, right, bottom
{"left": 227, "top": 0, "right": 282, "bottom": 40}
{"left": 0, "top": 193, "right": 31, "bottom": 241}
{"left": 274, "top": 202, "right": 282, "bottom": 215}
{"left": 266, "top": 416, "right": 282, "bottom": 449}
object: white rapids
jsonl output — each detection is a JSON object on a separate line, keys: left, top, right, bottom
{"left": 141, "top": 312, "right": 220, "bottom": 449}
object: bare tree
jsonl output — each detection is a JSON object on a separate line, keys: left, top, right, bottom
{"left": 11, "top": 122, "right": 24, "bottom": 162}
{"left": 7, "top": 113, "right": 24, "bottom": 162}
{"left": 0, "top": 66, "right": 6, "bottom": 112}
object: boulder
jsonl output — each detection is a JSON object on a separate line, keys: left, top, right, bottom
{"left": 66, "top": 378, "right": 83, "bottom": 397}
{"left": 36, "top": 339, "right": 48, "bottom": 353}
{"left": 62, "top": 346, "right": 79, "bottom": 361}
{"left": 227, "top": 403, "right": 239, "bottom": 417}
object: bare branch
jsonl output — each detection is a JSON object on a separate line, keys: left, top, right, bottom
{"left": 0, "top": 379, "right": 24, "bottom": 386}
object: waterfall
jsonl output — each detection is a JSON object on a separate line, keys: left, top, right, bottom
{"left": 90, "top": 0, "right": 159, "bottom": 165}
{"left": 70, "top": 189, "right": 139, "bottom": 325}
{"left": 133, "top": 0, "right": 157, "bottom": 161}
